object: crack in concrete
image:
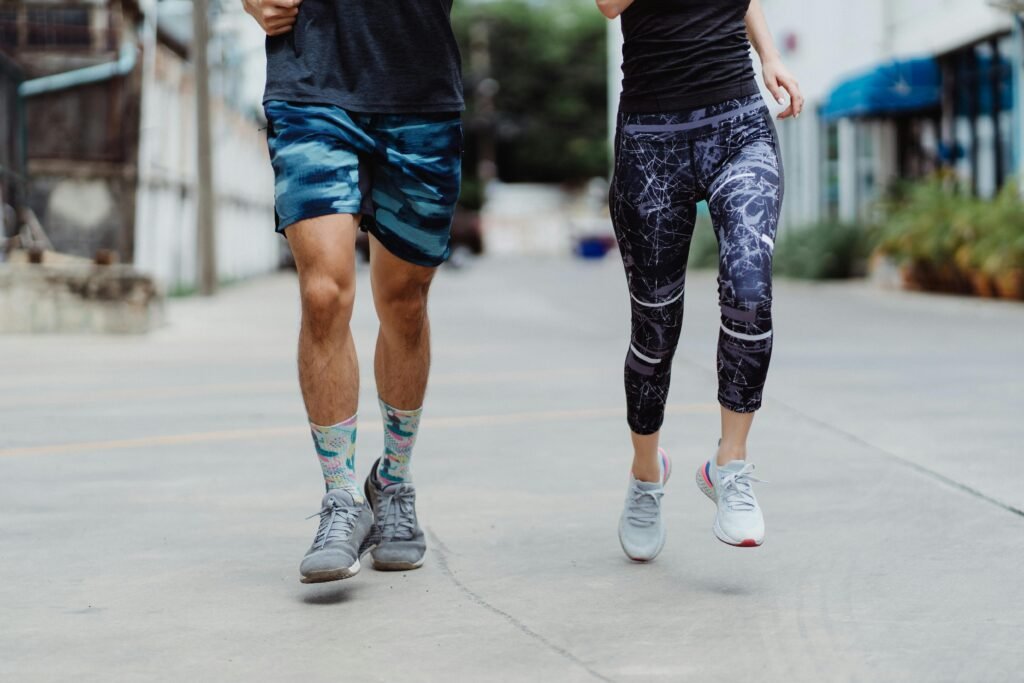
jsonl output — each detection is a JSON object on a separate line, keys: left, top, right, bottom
{"left": 772, "top": 399, "right": 1024, "bottom": 519}
{"left": 677, "top": 355, "right": 1024, "bottom": 520}
{"left": 426, "top": 528, "right": 615, "bottom": 683}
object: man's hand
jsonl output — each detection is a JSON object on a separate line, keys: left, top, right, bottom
{"left": 761, "top": 57, "right": 804, "bottom": 119}
{"left": 595, "top": 0, "right": 634, "bottom": 20}
{"left": 242, "top": 0, "right": 302, "bottom": 36}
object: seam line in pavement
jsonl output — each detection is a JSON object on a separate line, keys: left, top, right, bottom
{"left": 427, "top": 528, "right": 615, "bottom": 683}
{"left": 676, "top": 354, "right": 1024, "bottom": 520}
{"left": 773, "top": 400, "right": 1024, "bottom": 519}
{"left": 0, "top": 368, "right": 608, "bottom": 408}
{"left": 0, "top": 403, "right": 717, "bottom": 458}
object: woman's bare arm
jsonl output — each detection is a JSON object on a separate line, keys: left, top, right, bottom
{"left": 746, "top": 0, "right": 804, "bottom": 119}
{"left": 595, "top": 0, "right": 634, "bottom": 20}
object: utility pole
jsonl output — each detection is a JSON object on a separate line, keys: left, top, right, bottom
{"left": 193, "top": 0, "right": 217, "bottom": 296}
{"left": 469, "top": 20, "right": 497, "bottom": 185}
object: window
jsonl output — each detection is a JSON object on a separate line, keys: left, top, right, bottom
{"left": 27, "top": 7, "right": 92, "bottom": 48}
{"left": 0, "top": 8, "right": 18, "bottom": 48}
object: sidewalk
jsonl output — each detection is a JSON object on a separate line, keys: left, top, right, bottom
{"left": 1, "top": 257, "right": 1022, "bottom": 682}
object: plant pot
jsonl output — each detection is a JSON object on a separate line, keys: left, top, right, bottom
{"left": 932, "top": 264, "right": 968, "bottom": 293}
{"left": 937, "top": 264, "right": 958, "bottom": 292}
{"left": 993, "top": 269, "right": 1024, "bottom": 300}
{"left": 900, "top": 261, "right": 931, "bottom": 291}
{"left": 968, "top": 270, "right": 997, "bottom": 298}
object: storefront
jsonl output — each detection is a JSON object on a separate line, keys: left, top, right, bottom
{"left": 819, "top": 31, "right": 1016, "bottom": 222}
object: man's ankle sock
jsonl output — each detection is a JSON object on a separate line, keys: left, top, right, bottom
{"left": 375, "top": 398, "right": 422, "bottom": 487}
{"left": 309, "top": 414, "right": 362, "bottom": 502}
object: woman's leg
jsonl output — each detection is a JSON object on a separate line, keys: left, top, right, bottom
{"left": 610, "top": 125, "right": 698, "bottom": 482}
{"left": 610, "top": 113, "right": 698, "bottom": 562}
{"left": 694, "top": 117, "right": 782, "bottom": 548}
{"left": 719, "top": 409, "right": 754, "bottom": 463}
{"left": 629, "top": 432, "right": 662, "bottom": 482}
{"left": 707, "top": 137, "right": 783, "bottom": 460}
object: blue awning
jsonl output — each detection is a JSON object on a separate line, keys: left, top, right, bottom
{"left": 820, "top": 57, "right": 940, "bottom": 121}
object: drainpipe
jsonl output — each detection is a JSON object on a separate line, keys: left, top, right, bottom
{"left": 15, "top": 43, "right": 138, "bottom": 176}
{"left": 17, "top": 44, "right": 138, "bottom": 98}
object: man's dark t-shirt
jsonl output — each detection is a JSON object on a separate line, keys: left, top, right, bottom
{"left": 263, "top": 0, "right": 464, "bottom": 113}
{"left": 619, "top": 0, "right": 758, "bottom": 113}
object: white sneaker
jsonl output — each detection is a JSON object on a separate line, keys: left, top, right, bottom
{"left": 696, "top": 458, "right": 765, "bottom": 547}
{"left": 618, "top": 449, "right": 672, "bottom": 562}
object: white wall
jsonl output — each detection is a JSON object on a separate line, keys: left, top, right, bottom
{"left": 761, "top": 0, "right": 887, "bottom": 102}
{"left": 134, "top": 44, "right": 278, "bottom": 291}
{"left": 887, "top": 0, "right": 1010, "bottom": 57}
{"left": 607, "top": 18, "right": 623, "bottom": 150}
{"left": 760, "top": 0, "right": 890, "bottom": 227}
{"left": 767, "top": 0, "right": 1010, "bottom": 97}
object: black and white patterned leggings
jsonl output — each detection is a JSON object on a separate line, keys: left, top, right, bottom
{"left": 610, "top": 94, "right": 784, "bottom": 435}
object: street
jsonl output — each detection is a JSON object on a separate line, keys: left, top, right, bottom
{"left": 1, "top": 256, "right": 1023, "bottom": 682}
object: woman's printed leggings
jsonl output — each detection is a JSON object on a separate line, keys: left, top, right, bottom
{"left": 610, "top": 95, "right": 784, "bottom": 435}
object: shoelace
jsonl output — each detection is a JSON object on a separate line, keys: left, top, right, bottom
{"left": 377, "top": 486, "right": 417, "bottom": 542}
{"left": 718, "top": 463, "right": 766, "bottom": 512}
{"left": 306, "top": 499, "right": 359, "bottom": 550}
{"left": 626, "top": 485, "right": 664, "bottom": 527}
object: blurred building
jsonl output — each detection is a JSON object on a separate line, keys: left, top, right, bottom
{"left": 607, "top": 0, "right": 1022, "bottom": 229}
{"left": 0, "top": 0, "right": 277, "bottom": 289}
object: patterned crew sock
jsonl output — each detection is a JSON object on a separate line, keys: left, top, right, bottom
{"left": 375, "top": 398, "right": 422, "bottom": 487}
{"left": 309, "top": 415, "right": 362, "bottom": 502}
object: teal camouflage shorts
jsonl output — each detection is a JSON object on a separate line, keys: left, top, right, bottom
{"left": 264, "top": 100, "right": 462, "bottom": 267}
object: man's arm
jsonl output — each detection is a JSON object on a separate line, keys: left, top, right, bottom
{"left": 595, "top": 0, "right": 634, "bottom": 20}
{"left": 745, "top": 0, "right": 804, "bottom": 119}
{"left": 242, "top": 0, "right": 302, "bottom": 36}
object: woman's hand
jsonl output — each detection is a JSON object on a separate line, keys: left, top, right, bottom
{"left": 595, "top": 0, "right": 634, "bottom": 20}
{"left": 241, "top": 0, "right": 302, "bottom": 36}
{"left": 761, "top": 57, "right": 804, "bottom": 119}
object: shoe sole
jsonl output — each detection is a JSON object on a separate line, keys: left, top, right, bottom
{"left": 299, "top": 522, "right": 382, "bottom": 584}
{"left": 372, "top": 557, "right": 425, "bottom": 572}
{"left": 619, "top": 532, "right": 666, "bottom": 563}
{"left": 300, "top": 557, "right": 362, "bottom": 584}
{"left": 695, "top": 463, "right": 763, "bottom": 548}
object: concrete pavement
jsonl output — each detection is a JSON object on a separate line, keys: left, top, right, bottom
{"left": 1, "top": 256, "right": 1022, "bottom": 682}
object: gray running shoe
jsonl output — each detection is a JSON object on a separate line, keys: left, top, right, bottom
{"left": 299, "top": 489, "right": 380, "bottom": 584}
{"left": 696, "top": 457, "right": 766, "bottom": 547}
{"left": 364, "top": 459, "right": 426, "bottom": 571}
{"left": 618, "top": 449, "right": 672, "bottom": 562}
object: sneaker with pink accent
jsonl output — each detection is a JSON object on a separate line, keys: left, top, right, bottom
{"left": 696, "top": 458, "right": 765, "bottom": 547}
{"left": 618, "top": 449, "right": 672, "bottom": 562}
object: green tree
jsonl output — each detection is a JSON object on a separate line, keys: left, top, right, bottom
{"left": 454, "top": 0, "right": 609, "bottom": 185}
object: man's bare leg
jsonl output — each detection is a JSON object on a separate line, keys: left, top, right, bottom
{"left": 288, "top": 214, "right": 360, "bottom": 427}
{"left": 368, "top": 234, "right": 435, "bottom": 411}
{"left": 287, "top": 214, "right": 379, "bottom": 583}
{"left": 361, "top": 234, "right": 435, "bottom": 571}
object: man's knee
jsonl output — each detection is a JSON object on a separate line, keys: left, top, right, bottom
{"left": 377, "top": 271, "right": 434, "bottom": 338}
{"left": 301, "top": 272, "right": 356, "bottom": 337}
